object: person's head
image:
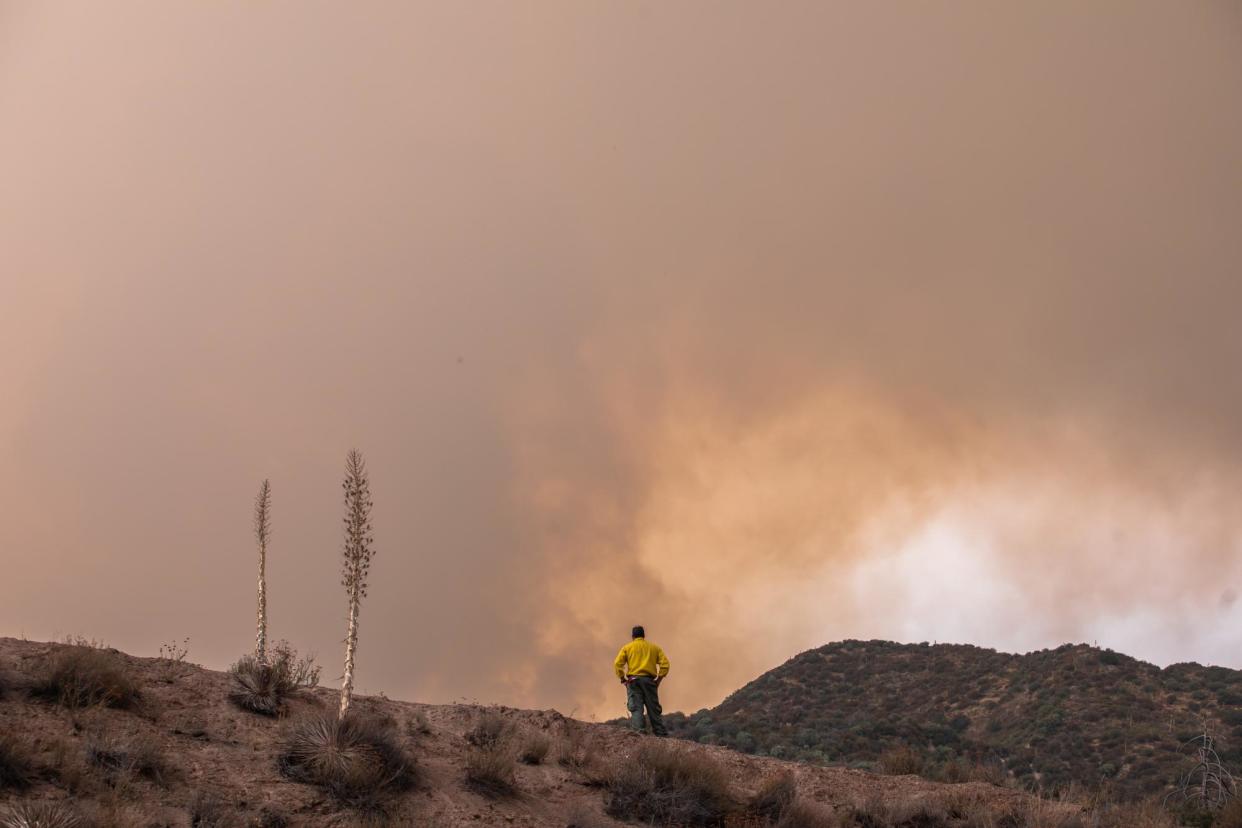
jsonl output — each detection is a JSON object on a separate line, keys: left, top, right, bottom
{"left": 631, "top": 625, "right": 645, "bottom": 639}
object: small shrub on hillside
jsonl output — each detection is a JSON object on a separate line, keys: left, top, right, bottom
{"left": 1209, "top": 799, "right": 1242, "bottom": 828}
{"left": 466, "top": 710, "right": 514, "bottom": 749}
{"left": 556, "top": 721, "right": 602, "bottom": 773}
{"left": 278, "top": 712, "right": 412, "bottom": 806}
{"left": 772, "top": 800, "right": 836, "bottom": 828}
{"left": 0, "top": 735, "right": 34, "bottom": 791}
{"left": 750, "top": 772, "right": 798, "bottom": 821}
{"left": 32, "top": 647, "right": 140, "bottom": 710}
{"left": 565, "top": 800, "right": 611, "bottom": 828}
{"left": 85, "top": 730, "right": 169, "bottom": 786}
{"left": 847, "top": 795, "right": 951, "bottom": 828}
{"left": 604, "top": 741, "right": 737, "bottom": 826}
{"left": 878, "top": 745, "right": 924, "bottom": 776}
{"left": 519, "top": 732, "right": 552, "bottom": 765}
{"left": 406, "top": 710, "right": 431, "bottom": 737}
{"left": 0, "top": 801, "right": 84, "bottom": 828}
{"left": 187, "top": 791, "right": 243, "bottom": 828}
{"left": 229, "top": 643, "right": 319, "bottom": 716}
{"left": 465, "top": 741, "right": 519, "bottom": 798}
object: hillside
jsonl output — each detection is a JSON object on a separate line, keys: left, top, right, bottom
{"left": 0, "top": 637, "right": 1082, "bottom": 827}
{"left": 662, "top": 640, "right": 1242, "bottom": 800}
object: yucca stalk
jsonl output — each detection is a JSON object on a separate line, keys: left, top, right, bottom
{"left": 339, "top": 449, "right": 375, "bottom": 717}
{"left": 254, "top": 479, "right": 272, "bottom": 664}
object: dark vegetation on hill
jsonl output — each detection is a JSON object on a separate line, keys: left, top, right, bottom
{"left": 661, "top": 640, "right": 1242, "bottom": 801}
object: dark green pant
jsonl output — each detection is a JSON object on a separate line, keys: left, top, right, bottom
{"left": 626, "top": 676, "right": 667, "bottom": 736}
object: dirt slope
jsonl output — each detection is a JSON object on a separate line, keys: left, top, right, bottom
{"left": 0, "top": 638, "right": 1056, "bottom": 827}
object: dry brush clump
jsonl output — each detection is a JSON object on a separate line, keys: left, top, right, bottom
{"left": 603, "top": 740, "right": 738, "bottom": 826}
{"left": 737, "top": 772, "right": 836, "bottom": 828}
{"left": 84, "top": 729, "right": 170, "bottom": 787}
{"left": 878, "top": 745, "right": 925, "bottom": 776}
{"left": 278, "top": 711, "right": 412, "bottom": 807}
{"left": 519, "top": 731, "right": 552, "bottom": 765}
{"left": 463, "top": 710, "right": 519, "bottom": 797}
{"left": 31, "top": 646, "right": 140, "bottom": 711}
{"left": 228, "top": 642, "right": 320, "bottom": 716}
{"left": 0, "top": 801, "right": 85, "bottom": 828}
{"left": 565, "top": 799, "right": 614, "bottom": 828}
{"left": 0, "top": 734, "right": 34, "bottom": 792}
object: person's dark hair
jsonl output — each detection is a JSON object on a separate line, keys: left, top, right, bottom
{"left": 632, "top": 626, "right": 645, "bottom": 639}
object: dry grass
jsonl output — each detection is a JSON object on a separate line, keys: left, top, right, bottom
{"left": 84, "top": 729, "right": 169, "bottom": 786}
{"left": 556, "top": 721, "right": 595, "bottom": 769}
{"left": 0, "top": 801, "right": 85, "bottom": 828}
{"left": 519, "top": 731, "right": 552, "bottom": 765}
{"left": 228, "top": 643, "right": 319, "bottom": 717}
{"left": 603, "top": 740, "right": 738, "bottom": 826}
{"left": 463, "top": 709, "right": 520, "bottom": 797}
{"left": 751, "top": 772, "right": 799, "bottom": 821}
{"left": 31, "top": 647, "right": 140, "bottom": 711}
{"left": 770, "top": 799, "right": 837, "bottom": 828}
{"left": 878, "top": 745, "right": 925, "bottom": 776}
{"left": 464, "top": 741, "right": 519, "bottom": 798}
{"left": 278, "top": 711, "right": 413, "bottom": 807}
{"left": 187, "top": 791, "right": 243, "bottom": 827}
{"left": 847, "top": 795, "right": 952, "bottom": 827}
{"left": 465, "top": 709, "right": 514, "bottom": 749}
{"left": 566, "top": 799, "right": 613, "bottom": 828}
{"left": 0, "top": 734, "right": 34, "bottom": 791}
{"left": 406, "top": 709, "right": 431, "bottom": 737}
{"left": 739, "top": 772, "right": 835, "bottom": 828}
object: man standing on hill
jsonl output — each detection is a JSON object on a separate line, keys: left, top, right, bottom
{"left": 614, "top": 625, "right": 671, "bottom": 736}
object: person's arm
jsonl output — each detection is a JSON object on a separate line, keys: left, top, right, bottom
{"left": 655, "top": 647, "right": 670, "bottom": 683}
{"left": 614, "top": 645, "right": 630, "bottom": 683}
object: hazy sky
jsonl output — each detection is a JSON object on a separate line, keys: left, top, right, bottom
{"left": 2, "top": 2, "right": 1241, "bottom": 719}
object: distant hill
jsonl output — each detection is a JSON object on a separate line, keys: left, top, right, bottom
{"left": 662, "top": 640, "right": 1242, "bottom": 799}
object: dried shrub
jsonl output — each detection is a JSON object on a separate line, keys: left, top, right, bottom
{"left": 45, "top": 739, "right": 91, "bottom": 796}
{"left": 278, "top": 712, "right": 412, "bottom": 806}
{"left": 229, "top": 642, "right": 319, "bottom": 716}
{"left": 878, "top": 745, "right": 925, "bottom": 776}
{"left": 32, "top": 647, "right": 139, "bottom": 710}
{"left": 771, "top": 799, "right": 837, "bottom": 828}
{"left": 751, "top": 772, "right": 799, "bottom": 821}
{"left": 85, "top": 730, "right": 169, "bottom": 786}
{"left": 1215, "top": 799, "right": 1242, "bottom": 828}
{"left": 0, "top": 801, "right": 84, "bottom": 828}
{"left": 556, "top": 721, "right": 594, "bottom": 769}
{"left": 519, "top": 732, "right": 552, "bottom": 765}
{"left": 251, "top": 809, "right": 290, "bottom": 828}
{"left": 187, "top": 791, "right": 241, "bottom": 828}
{"left": 464, "top": 741, "right": 519, "bottom": 798}
{"left": 604, "top": 741, "right": 737, "bottom": 826}
{"left": 406, "top": 710, "right": 431, "bottom": 737}
{"left": 848, "top": 795, "right": 952, "bottom": 828}
{"left": 0, "top": 735, "right": 34, "bottom": 791}
{"left": 465, "top": 710, "right": 514, "bottom": 750}
{"left": 565, "top": 799, "right": 611, "bottom": 828}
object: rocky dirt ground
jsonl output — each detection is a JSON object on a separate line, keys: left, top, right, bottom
{"left": 0, "top": 637, "right": 1069, "bottom": 827}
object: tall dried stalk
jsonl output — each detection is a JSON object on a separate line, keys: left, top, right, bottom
{"left": 254, "top": 479, "right": 272, "bottom": 664}
{"left": 339, "top": 450, "right": 375, "bottom": 717}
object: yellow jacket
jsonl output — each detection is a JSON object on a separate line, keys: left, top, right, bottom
{"left": 614, "top": 638, "right": 670, "bottom": 680}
